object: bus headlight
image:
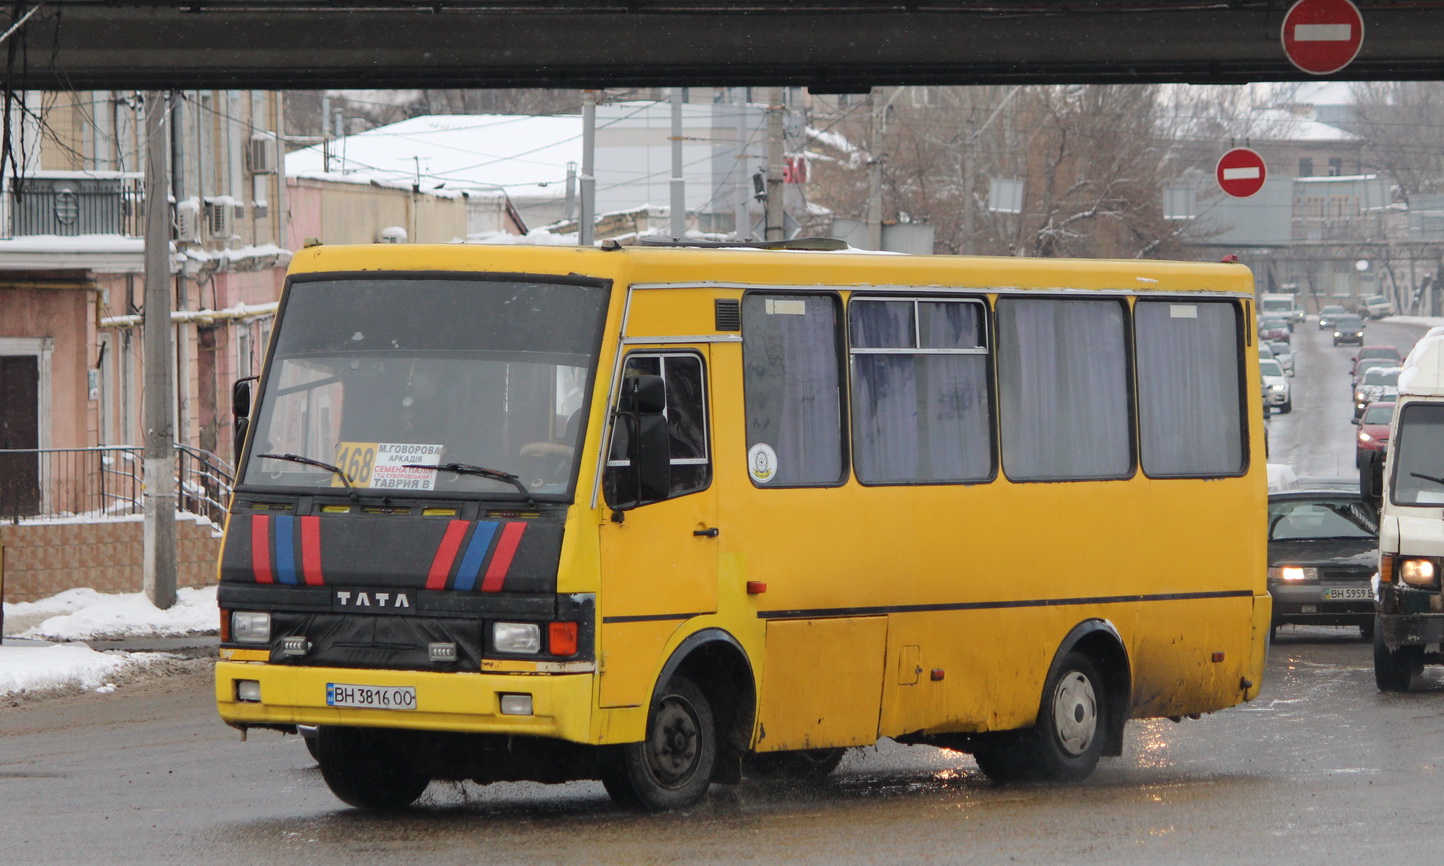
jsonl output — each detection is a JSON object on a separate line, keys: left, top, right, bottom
{"left": 493, "top": 622, "right": 542, "bottom": 654}
{"left": 1400, "top": 558, "right": 1439, "bottom": 588}
{"left": 231, "top": 611, "right": 271, "bottom": 643}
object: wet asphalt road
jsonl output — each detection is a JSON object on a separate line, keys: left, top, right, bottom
{"left": 2, "top": 316, "right": 1442, "bottom": 865}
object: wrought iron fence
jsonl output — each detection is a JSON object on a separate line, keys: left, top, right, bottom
{"left": 3, "top": 174, "right": 145, "bottom": 238}
{"left": 0, "top": 445, "right": 232, "bottom": 525}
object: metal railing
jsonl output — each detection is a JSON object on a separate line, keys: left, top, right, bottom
{"left": 2, "top": 173, "right": 145, "bottom": 238}
{"left": 0, "top": 445, "right": 232, "bottom": 525}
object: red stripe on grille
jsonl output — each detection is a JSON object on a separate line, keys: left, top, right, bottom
{"left": 300, "top": 515, "right": 324, "bottom": 586}
{"left": 426, "top": 520, "right": 470, "bottom": 590}
{"left": 251, "top": 514, "right": 274, "bottom": 584}
{"left": 480, "top": 522, "right": 528, "bottom": 592}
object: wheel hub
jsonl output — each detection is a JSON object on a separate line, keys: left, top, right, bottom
{"left": 1052, "top": 670, "right": 1098, "bottom": 756}
{"left": 647, "top": 696, "right": 700, "bottom": 786}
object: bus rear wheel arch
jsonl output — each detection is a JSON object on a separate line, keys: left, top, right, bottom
{"left": 972, "top": 623, "right": 1130, "bottom": 783}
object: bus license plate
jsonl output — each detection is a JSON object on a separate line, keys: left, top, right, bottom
{"left": 326, "top": 683, "right": 417, "bottom": 711}
{"left": 1324, "top": 587, "right": 1371, "bottom": 601}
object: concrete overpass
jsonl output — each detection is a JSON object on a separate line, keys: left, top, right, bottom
{"left": 3, "top": 1, "right": 1443, "bottom": 91}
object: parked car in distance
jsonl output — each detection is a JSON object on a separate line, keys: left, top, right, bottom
{"left": 1356, "top": 401, "right": 1395, "bottom": 466}
{"left": 1318, "top": 305, "right": 1348, "bottom": 329}
{"left": 1332, "top": 314, "right": 1365, "bottom": 346}
{"left": 1362, "top": 294, "right": 1396, "bottom": 319}
{"left": 1268, "top": 483, "right": 1380, "bottom": 639}
{"left": 1351, "top": 345, "right": 1404, "bottom": 378}
{"left": 1259, "top": 315, "right": 1292, "bottom": 343}
{"left": 1261, "top": 358, "right": 1291, "bottom": 413}
{"left": 1354, "top": 366, "right": 1401, "bottom": 420}
{"left": 1268, "top": 340, "right": 1295, "bottom": 376}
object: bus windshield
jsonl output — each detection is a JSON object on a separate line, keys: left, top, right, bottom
{"left": 1390, "top": 403, "right": 1444, "bottom": 506}
{"left": 239, "top": 276, "right": 608, "bottom": 499}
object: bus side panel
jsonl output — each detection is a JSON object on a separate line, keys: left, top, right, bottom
{"left": 1128, "top": 596, "right": 1259, "bottom": 718}
{"left": 754, "top": 617, "right": 888, "bottom": 751}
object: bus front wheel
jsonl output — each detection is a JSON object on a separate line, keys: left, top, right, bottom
{"left": 601, "top": 673, "right": 718, "bottom": 812}
{"left": 1374, "top": 623, "right": 1423, "bottom": 692}
{"left": 316, "top": 726, "right": 430, "bottom": 810}
{"left": 973, "top": 652, "right": 1107, "bottom": 784}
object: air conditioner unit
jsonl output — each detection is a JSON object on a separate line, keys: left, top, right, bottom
{"left": 247, "top": 133, "right": 277, "bottom": 175}
{"left": 208, "top": 198, "right": 236, "bottom": 239}
{"left": 176, "top": 198, "right": 201, "bottom": 244}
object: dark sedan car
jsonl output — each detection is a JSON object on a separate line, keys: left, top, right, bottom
{"left": 1268, "top": 484, "right": 1379, "bottom": 639}
{"left": 1332, "top": 314, "right": 1366, "bottom": 346}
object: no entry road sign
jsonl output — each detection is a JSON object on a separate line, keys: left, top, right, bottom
{"left": 1217, "top": 148, "right": 1267, "bottom": 198}
{"left": 1281, "top": 0, "right": 1364, "bottom": 76}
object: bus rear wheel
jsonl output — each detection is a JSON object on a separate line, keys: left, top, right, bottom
{"left": 316, "top": 726, "right": 430, "bottom": 810}
{"left": 601, "top": 673, "right": 717, "bottom": 812}
{"left": 973, "top": 652, "right": 1106, "bottom": 784}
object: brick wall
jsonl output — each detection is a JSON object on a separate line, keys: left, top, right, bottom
{"left": 0, "top": 516, "right": 221, "bottom": 603}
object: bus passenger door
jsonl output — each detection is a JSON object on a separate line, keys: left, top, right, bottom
{"left": 598, "top": 348, "right": 717, "bottom": 708}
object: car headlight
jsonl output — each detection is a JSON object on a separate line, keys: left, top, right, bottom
{"left": 1270, "top": 383, "right": 1287, "bottom": 392}
{"left": 231, "top": 611, "right": 271, "bottom": 643}
{"left": 1400, "top": 558, "right": 1439, "bottom": 588}
{"left": 1268, "top": 566, "right": 1318, "bottom": 582}
{"left": 493, "top": 621, "right": 542, "bottom": 654}
{"left": 1359, "top": 430, "right": 1374, "bottom": 443}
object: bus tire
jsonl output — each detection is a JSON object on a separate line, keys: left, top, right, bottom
{"left": 316, "top": 726, "right": 430, "bottom": 811}
{"left": 600, "top": 673, "right": 717, "bottom": 812}
{"left": 1374, "top": 624, "right": 1422, "bottom": 692}
{"left": 744, "top": 748, "right": 846, "bottom": 780}
{"left": 1031, "top": 653, "right": 1107, "bottom": 782}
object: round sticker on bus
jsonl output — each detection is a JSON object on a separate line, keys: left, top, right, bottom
{"left": 748, "top": 443, "right": 778, "bottom": 484}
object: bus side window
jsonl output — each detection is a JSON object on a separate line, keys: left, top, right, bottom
{"left": 604, "top": 352, "right": 712, "bottom": 510}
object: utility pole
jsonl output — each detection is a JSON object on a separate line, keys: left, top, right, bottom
{"left": 734, "top": 87, "right": 751, "bottom": 240}
{"left": 580, "top": 91, "right": 596, "bottom": 247}
{"left": 867, "top": 90, "right": 887, "bottom": 250}
{"left": 670, "top": 88, "right": 686, "bottom": 238}
{"left": 764, "top": 87, "right": 785, "bottom": 241}
{"left": 142, "top": 91, "right": 177, "bottom": 610}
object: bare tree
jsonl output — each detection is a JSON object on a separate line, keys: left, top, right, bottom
{"left": 1348, "top": 81, "right": 1444, "bottom": 199}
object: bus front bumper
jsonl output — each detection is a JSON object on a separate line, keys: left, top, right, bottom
{"left": 216, "top": 660, "right": 597, "bottom": 744}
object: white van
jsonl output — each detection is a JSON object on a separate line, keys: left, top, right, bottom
{"left": 1259, "top": 293, "right": 1304, "bottom": 323}
{"left": 1362, "top": 294, "right": 1396, "bottom": 319}
{"left": 1373, "top": 333, "right": 1444, "bottom": 690}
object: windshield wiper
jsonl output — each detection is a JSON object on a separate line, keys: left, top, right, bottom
{"left": 404, "top": 462, "right": 536, "bottom": 508}
{"left": 259, "top": 453, "right": 358, "bottom": 500}
{"left": 1411, "top": 471, "right": 1444, "bottom": 487}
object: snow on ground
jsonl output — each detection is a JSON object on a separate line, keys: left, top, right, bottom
{"left": 1, "top": 586, "right": 217, "bottom": 698}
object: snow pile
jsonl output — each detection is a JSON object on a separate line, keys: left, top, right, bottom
{"left": 1, "top": 586, "right": 218, "bottom": 698}
{"left": 10, "top": 586, "right": 218, "bottom": 641}
{"left": 0, "top": 644, "right": 134, "bottom": 696}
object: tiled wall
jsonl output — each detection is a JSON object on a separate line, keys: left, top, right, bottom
{"left": 0, "top": 517, "right": 221, "bottom": 602}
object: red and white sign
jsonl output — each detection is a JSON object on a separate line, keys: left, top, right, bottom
{"left": 1216, "top": 148, "right": 1267, "bottom": 198}
{"left": 1281, "top": 0, "right": 1364, "bottom": 76}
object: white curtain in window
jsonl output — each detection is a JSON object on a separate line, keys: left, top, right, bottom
{"left": 997, "top": 298, "right": 1131, "bottom": 480}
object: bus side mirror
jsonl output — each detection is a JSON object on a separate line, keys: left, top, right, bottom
{"left": 606, "top": 375, "right": 670, "bottom": 514}
{"left": 232, "top": 378, "right": 255, "bottom": 462}
{"left": 1361, "top": 451, "right": 1385, "bottom": 506}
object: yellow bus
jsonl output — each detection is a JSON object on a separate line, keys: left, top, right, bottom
{"left": 215, "top": 240, "right": 1270, "bottom": 811}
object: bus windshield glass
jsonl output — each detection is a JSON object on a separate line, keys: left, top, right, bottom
{"left": 239, "top": 276, "right": 609, "bottom": 500}
{"left": 1391, "top": 403, "right": 1444, "bottom": 506}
